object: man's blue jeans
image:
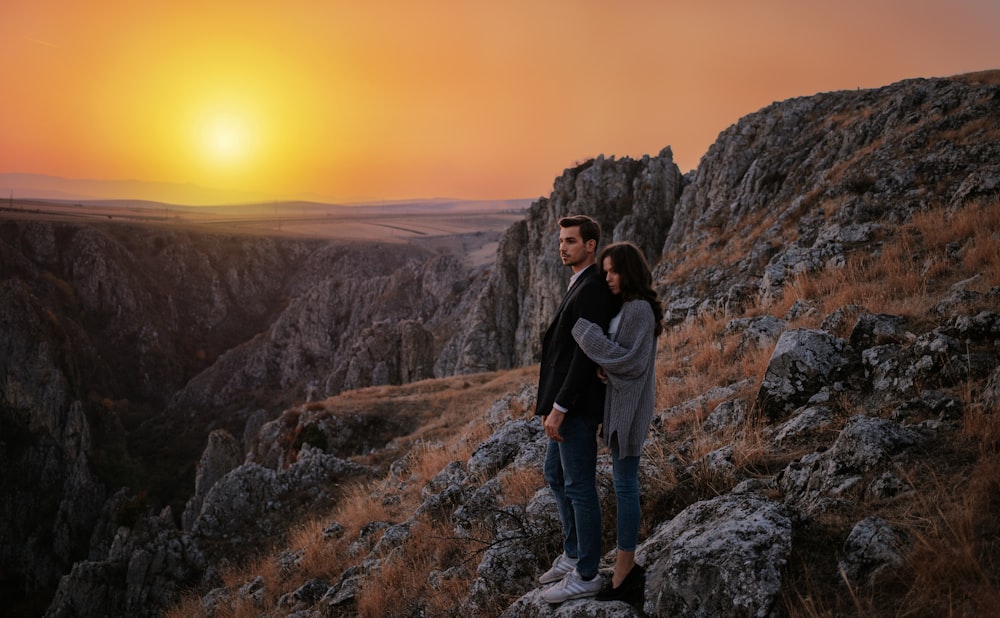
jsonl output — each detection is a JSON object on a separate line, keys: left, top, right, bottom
{"left": 543, "top": 412, "right": 602, "bottom": 579}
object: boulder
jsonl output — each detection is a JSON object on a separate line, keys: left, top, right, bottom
{"left": 755, "top": 329, "right": 854, "bottom": 419}
{"left": 838, "top": 516, "right": 907, "bottom": 584}
{"left": 636, "top": 493, "right": 794, "bottom": 618}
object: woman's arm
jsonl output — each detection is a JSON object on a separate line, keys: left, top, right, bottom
{"left": 572, "top": 301, "right": 655, "bottom": 380}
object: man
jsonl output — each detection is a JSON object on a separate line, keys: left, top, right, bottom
{"left": 536, "top": 214, "right": 619, "bottom": 603}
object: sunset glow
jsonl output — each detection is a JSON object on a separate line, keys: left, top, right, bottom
{"left": 2, "top": 1, "right": 998, "bottom": 204}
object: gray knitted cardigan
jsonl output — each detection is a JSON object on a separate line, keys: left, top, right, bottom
{"left": 572, "top": 299, "right": 657, "bottom": 458}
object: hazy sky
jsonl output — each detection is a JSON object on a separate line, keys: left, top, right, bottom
{"left": 2, "top": 1, "right": 998, "bottom": 204}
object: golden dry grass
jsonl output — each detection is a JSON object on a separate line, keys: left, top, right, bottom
{"left": 777, "top": 198, "right": 999, "bottom": 324}
{"left": 355, "top": 519, "right": 472, "bottom": 617}
{"left": 773, "top": 199, "right": 1000, "bottom": 617}
{"left": 956, "top": 69, "right": 1000, "bottom": 86}
{"left": 499, "top": 466, "right": 545, "bottom": 508}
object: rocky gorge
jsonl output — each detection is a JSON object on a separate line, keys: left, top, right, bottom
{"left": 2, "top": 71, "right": 999, "bottom": 616}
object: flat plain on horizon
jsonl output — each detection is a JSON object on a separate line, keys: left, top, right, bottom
{"left": 1, "top": 198, "right": 529, "bottom": 268}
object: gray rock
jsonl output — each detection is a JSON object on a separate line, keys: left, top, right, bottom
{"left": 865, "top": 472, "right": 913, "bottom": 500}
{"left": 756, "top": 329, "right": 854, "bottom": 419}
{"left": 636, "top": 493, "right": 794, "bottom": 618}
{"left": 725, "top": 315, "right": 787, "bottom": 353}
{"left": 182, "top": 429, "right": 243, "bottom": 531}
{"left": 45, "top": 506, "right": 205, "bottom": 618}
{"left": 466, "top": 528, "right": 540, "bottom": 612}
{"left": 850, "top": 312, "right": 912, "bottom": 350}
{"left": 468, "top": 419, "right": 539, "bottom": 476}
{"left": 501, "top": 588, "right": 641, "bottom": 617}
{"left": 769, "top": 404, "right": 836, "bottom": 445}
{"left": 779, "top": 416, "right": 927, "bottom": 512}
{"left": 702, "top": 398, "right": 747, "bottom": 433}
{"left": 838, "top": 517, "right": 906, "bottom": 584}
{"left": 192, "top": 464, "right": 278, "bottom": 539}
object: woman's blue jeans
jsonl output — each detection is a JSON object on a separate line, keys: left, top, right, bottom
{"left": 611, "top": 442, "right": 641, "bottom": 552}
{"left": 543, "top": 412, "right": 602, "bottom": 579}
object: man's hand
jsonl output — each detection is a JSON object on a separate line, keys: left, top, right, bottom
{"left": 543, "top": 410, "right": 565, "bottom": 442}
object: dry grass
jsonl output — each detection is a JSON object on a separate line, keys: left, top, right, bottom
{"left": 956, "top": 69, "right": 1000, "bottom": 86}
{"left": 939, "top": 115, "right": 1000, "bottom": 142}
{"left": 655, "top": 310, "right": 772, "bottom": 413}
{"left": 897, "top": 457, "right": 1000, "bottom": 616}
{"left": 780, "top": 390, "right": 1000, "bottom": 617}
{"left": 779, "top": 198, "right": 1000, "bottom": 322}
{"left": 659, "top": 208, "right": 782, "bottom": 293}
{"left": 639, "top": 436, "right": 679, "bottom": 499}
{"left": 355, "top": 519, "right": 476, "bottom": 617}
{"left": 499, "top": 466, "right": 545, "bottom": 508}
{"left": 647, "top": 198, "right": 1000, "bottom": 617}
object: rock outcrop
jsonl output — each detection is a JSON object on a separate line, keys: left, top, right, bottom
{"left": 439, "top": 148, "right": 685, "bottom": 373}
{"left": 242, "top": 286, "right": 994, "bottom": 617}
{"left": 655, "top": 72, "right": 1000, "bottom": 312}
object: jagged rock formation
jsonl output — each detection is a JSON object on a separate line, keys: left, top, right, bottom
{"left": 438, "top": 149, "right": 685, "bottom": 373}
{"left": 181, "top": 429, "right": 242, "bottom": 531}
{"left": 440, "top": 74, "right": 1000, "bottom": 373}
{"left": 168, "top": 71, "right": 995, "bottom": 617}
{"left": 1, "top": 70, "right": 997, "bottom": 616}
{"left": 213, "top": 291, "right": 993, "bottom": 617}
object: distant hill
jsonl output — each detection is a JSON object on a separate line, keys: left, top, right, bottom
{"left": 0, "top": 172, "right": 532, "bottom": 215}
{"left": 0, "top": 172, "right": 279, "bottom": 205}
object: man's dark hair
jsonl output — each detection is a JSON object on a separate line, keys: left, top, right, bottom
{"left": 558, "top": 214, "right": 602, "bottom": 245}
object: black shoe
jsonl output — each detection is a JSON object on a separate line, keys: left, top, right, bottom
{"left": 595, "top": 563, "right": 645, "bottom": 603}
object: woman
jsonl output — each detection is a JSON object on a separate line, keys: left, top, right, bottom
{"left": 571, "top": 241, "right": 662, "bottom": 603}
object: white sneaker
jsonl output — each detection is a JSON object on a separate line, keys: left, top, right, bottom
{"left": 541, "top": 568, "right": 604, "bottom": 603}
{"left": 538, "top": 552, "right": 578, "bottom": 584}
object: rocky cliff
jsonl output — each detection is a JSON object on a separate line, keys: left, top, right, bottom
{"left": 2, "top": 70, "right": 998, "bottom": 616}
{"left": 0, "top": 223, "right": 481, "bottom": 613}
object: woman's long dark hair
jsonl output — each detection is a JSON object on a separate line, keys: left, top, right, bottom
{"left": 600, "top": 242, "right": 664, "bottom": 337}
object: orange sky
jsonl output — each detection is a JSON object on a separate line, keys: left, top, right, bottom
{"left": 2, "top": 1, "right": 999, "bottom": 205}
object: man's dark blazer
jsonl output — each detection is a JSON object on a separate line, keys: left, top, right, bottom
{"left": 536, "top": 264, "right": 619, "bottom": 422}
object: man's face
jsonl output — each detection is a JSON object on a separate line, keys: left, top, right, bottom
{"left": 559, "top": 225, "right": 594, "bottom": 271}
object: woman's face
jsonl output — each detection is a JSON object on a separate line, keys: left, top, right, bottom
{"left": 603, "top": 256, "right": 621, "bottom": 295}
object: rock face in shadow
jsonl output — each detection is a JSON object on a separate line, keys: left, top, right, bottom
{"left": 1, "top": 71, "right": 998, "bottom": 616}
{"left": 0, "top": 225, "right": 474, "bottom": 611}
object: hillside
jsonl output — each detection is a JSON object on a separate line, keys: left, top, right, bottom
{"left": 165, "top": 196, "right": 998, "bottom": 617}
{"left": 2, "top": 71, "right": 998, "bottom": 616}
{"left": 167, "top": 71, "right": 998, "bottom": 617}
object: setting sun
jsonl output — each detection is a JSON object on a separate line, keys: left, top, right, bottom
{"left": 198, "top": 110, "right": 253, "bottom": 168}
